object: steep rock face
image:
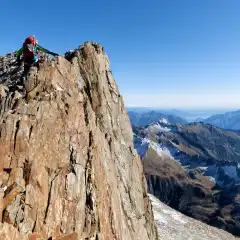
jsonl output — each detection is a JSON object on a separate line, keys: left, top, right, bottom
{"left": 0, "top": 42, "right": 157, "bottom": 240}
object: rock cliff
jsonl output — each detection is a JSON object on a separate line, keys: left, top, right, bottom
{"left": 0, "top": 42, "right": 157, "bottom": 240}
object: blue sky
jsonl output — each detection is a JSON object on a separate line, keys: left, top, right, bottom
{"left": 1, "top": 0, "right": 240, "bottom": 109}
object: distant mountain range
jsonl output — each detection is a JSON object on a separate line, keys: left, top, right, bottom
{"left": 127, "top": 107, "right": 232, "bottom": 122}
{"left": 133, "top": 119, "right": 240, "bottom": 236}
{"left": 128, "top": 110, "right": 188, "bottom": 126}
{"left": 128, "top": 108, "right": 240, "bottom": 130}
{"left": 203, "top": 110, "right": 240, "bottom": 130}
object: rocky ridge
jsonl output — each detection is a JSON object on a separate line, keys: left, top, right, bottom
{"left": 0, "top": 42, "right": 157, "bottom": 240}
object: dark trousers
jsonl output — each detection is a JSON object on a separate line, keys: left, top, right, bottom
{"left": 20, "top": 57, "right": 39, "bottom": 85}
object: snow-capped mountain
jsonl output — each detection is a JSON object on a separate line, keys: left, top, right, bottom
{"left": 128, "top": 110, "right": 188, "bottom": 126}
{"left": 133, "top": 119, "right": 240, "bottom": 236}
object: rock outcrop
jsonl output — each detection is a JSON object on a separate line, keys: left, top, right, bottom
{"left": 0, "top": 42, "right": 157, "bottom": 239}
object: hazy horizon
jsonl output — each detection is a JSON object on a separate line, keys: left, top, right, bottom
{"left": 126, "top": 106, "right": 239, "bottom": 111}
{"left": 123, "top": 92, "right": 240, "bottom": 109}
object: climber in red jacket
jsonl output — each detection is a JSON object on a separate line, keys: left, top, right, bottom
{"left": 15, "top": 36, "right": 58, "bottom": 84}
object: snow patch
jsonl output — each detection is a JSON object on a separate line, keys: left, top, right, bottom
{"left": 159, "top": 118, "right": 169, "bottom": 125}
{"left": 148, "top": 123, "right": 171, "bottom": 133}
{"left": 223, "top": 165, "right": 239, "bottom": 180}
{"left": 148, "top": 141, "right": 175, "bottom": 160}
{"left": 134, "top": 137, "right": 149, "bottom": 158}
{"left": 208, "top": 176, "right": 216, "bottom": 184}
{"left": 199, "top": 167, "right": 208, "bottom": 171}
{"left": 134, "top": 136, "right": 175, "bottom": 160}
{"left": 149, "top": 194, "right": 237, "bottom": 240}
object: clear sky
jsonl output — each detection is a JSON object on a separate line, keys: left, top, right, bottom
{"left": 1, "top": 0, "right": 240, "bottom": 109}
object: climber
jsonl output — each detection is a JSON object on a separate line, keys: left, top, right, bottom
{"left": 15, "top": 36, "right": 58, "bottom": 84}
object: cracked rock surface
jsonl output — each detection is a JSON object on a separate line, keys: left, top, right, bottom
{"left": 0, "top": 42, "right": 157, "bottom": 240}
